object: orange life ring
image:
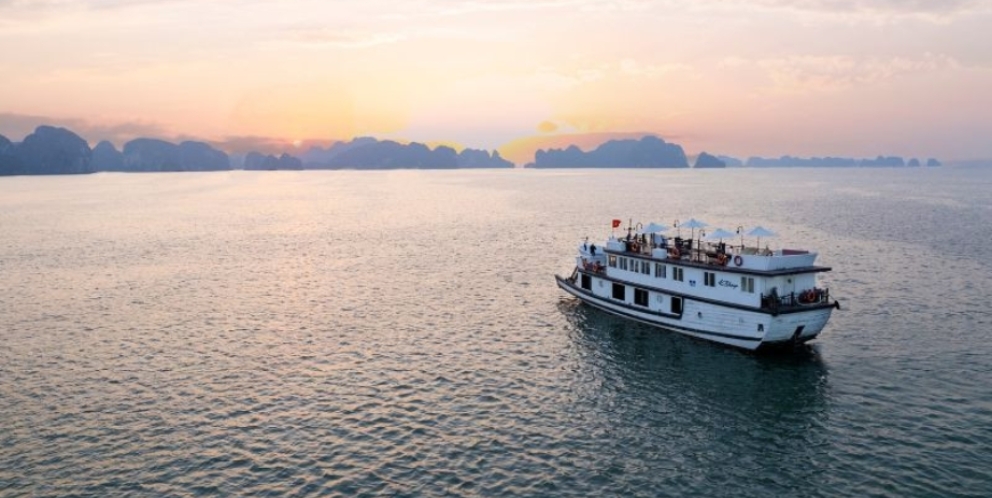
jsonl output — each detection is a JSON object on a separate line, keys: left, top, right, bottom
{"left": 668, "top": 247, "right": 680, "bottom": 259}
{"left": 718, "top": 254, "right": 728, "bottom": 266}
{"left": 733, "top": 255, "right": 743, "bottom": 266}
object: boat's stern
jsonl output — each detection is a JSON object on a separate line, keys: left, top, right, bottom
{"left": 759, "top": 306, "right": 835, "bottom": 348}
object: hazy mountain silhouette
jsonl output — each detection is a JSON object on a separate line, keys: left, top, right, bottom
{"left": 302, "top": 137, "right": 379, "bottom": 166}
{"left": 747, "top": 156, "right": 858, "bottom": 167}
{"left": 457, "top": 148, "right": 513, "bottom": 168}
{"left": 907, "top": 158, "right": 921, "bottom": 167}
{"left": 527, "top": 136, "right": 688, "bottom": 168}
{"left": 693, "top": 152, "right": 726, "bottom": 168}
{"left": 122, "top": 138, "right": 181, "bottom": 171}
{"left": 179, "top": 141, "right": 229, "bottom": 171}
{"left": 744, "top": 155, "right": 918, "bottom": 167}
{"left": 301, "top": 137, "right": 511, "bottom": 169}
{"left": 323, "top": 140, "right": 458, "bottom": 169}
{"left": 122, "top": 138, "right": 231, "bottom": 171}
{"left": 718, "top": 155, "right": 744, "bottom": 167}
{"left": 0, "top": 123, "right": 950, "bottom": 175}
{"left": 92, "top": 140, "right": 124, "bottom": 171}
{"left": 859, "top": 156, "right": 906, "bottom": 167}
{"left": 244, "top": 152, "right": 303, "bottom": 170}
{"left": 0, "top": 133, "right": 17, "bottom": 173}
{"left": 1, "top": 125, "right": 93, "bottom": 175}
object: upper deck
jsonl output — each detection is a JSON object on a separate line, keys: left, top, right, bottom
{"left": 571, "top": 220, "right": 837, "bottom": 314}
{"left": 593, "top": 237, "right": 831, "bottom": 276}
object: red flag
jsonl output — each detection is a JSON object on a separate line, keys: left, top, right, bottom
{"left": 612, "top": 219, "right": 621, "bottom": 228}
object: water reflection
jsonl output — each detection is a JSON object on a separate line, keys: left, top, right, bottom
{"left": 557, "top": 299, "right": 832, "bottom": 494}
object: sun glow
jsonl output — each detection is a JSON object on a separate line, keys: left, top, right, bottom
{"left": 0, "top": 0, "right": 989, "bottom": 160}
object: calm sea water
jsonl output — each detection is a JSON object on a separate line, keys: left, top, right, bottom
{"left": 2, "top": 168, "right": 991, "bottom": 497}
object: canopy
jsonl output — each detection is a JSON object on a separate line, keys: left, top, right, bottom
{"left": 705, "top": 228, "right": 736, "bottom": 240}
{"left": 746, "top": 226, "right": 777, "bottom": 249}
{"left": 642, "top": 222, "right": 668, "bottom": 234}
{"left": 746, "top": 226, "right": 776, "bottom": 237}
{"left": 680, "top": 218, "right": 708, "bottom": 229}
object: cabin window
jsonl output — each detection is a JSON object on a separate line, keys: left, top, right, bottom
{"left": 673, "top": 267, "right": 684, "bottom": 282}
{"left": 620, "top": 258, "right": 628, "bottom": 271}
{"left": 608, "top": 255, "right": 617, "bottom": 268}
{"left": 641, "top": 261, "right": 650, "bottom": 275}
{"left": 741, "top": 276, "right": 755, "bottom": 293}
{"left": 581, "top": 274, "right": 592, "bottom": 290}
{"left": 704, "top": 272, "right": 716, "bottom": 287}
{"left": 671, "top": 296, "right": 683, "bottom": 314}
{"left": 634, "top": 288, "right": 649, "bottom": 307}
{"left": 612, "top": 283, "right": 626, "bottom": 300}
{"left": 655, "top": 263, "right": 667, "bottom": 279}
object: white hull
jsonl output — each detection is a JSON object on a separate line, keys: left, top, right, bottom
{"left": 557, "top": 273, "right": 834, "bottom": 351}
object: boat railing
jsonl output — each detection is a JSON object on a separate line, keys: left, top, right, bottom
{"left": 580, "top": 258, "right": 607, "bottom": 274}
{"left": 761, "top": 288, "right": 831, "bottom": 311}
{"left": 617, "top": 238, "right": 732, "bottom": 266}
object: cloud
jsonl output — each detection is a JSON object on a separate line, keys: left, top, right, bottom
{"left": 537, "top": 121, "right": 559, "bottom": 133}
{"left": 422, "top": 0, "right": 989, "bottom": 18}
{"left": 0, "top": 113, "right": 166, "bottom": 145}
{"left": 750, "top": 0, "right": 984, "bottom": 15}
{"left": 275, "top": 24, "right": 410, "bottom": 49}
{"left": 705, "top": 0, "right": 992, "bottom": 23}
{"left": 754, "top": 53, "right": 961, "bottom": 93}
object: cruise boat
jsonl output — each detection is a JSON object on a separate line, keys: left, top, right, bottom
{"left": 555, "top": 220, "right": 840, "bottom": 351}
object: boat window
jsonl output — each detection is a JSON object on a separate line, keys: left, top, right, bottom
{"left": 620, "top": 258, "right": 628, "bottom": 271}
{"left": 671, "top": 296, "right": 683, "bottom": 314}
{"left": 608, "top": 255, "right": 617, "bottom": 268}
{"left": 634, "top": 288, "right": 649, "bottom": 307}
{"left": 655, "top": 263, "right": 667, "bottom": 279}
{"left": 673, "top": 267, "right": 684, "bottom": 282}
{"left": 612, "top": 283, "right": 626, "bottom": 300}
{"left": 741, "top": 276, "right": 755, "bottom": 293}
{"left": 641, "top": 261, "right": 650, "bottom": 275}
{"left": 704, "top": 272, "right": 716, "bottom": 287}
{"left": 581, "top": 274, "right": 592, "bottom": 290}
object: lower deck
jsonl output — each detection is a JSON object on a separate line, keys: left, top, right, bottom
{"left": 557, "top": 269, "right": 834, "bottom": 350}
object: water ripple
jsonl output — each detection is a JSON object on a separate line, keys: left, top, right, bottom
{"left": 1, "top": 170, "right": 991, "bottom": 496}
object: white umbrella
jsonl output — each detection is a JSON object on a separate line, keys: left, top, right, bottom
{"left": 746, "top": 226, "right": 777, "bottom": 249}
{"left": 681, "top": 218, "right": 708, "bottom": 229}
{"left": 705, "top": 228, "right": 736, "bottom": 241}
{"left": 641, "top": 222, "right": 668, "bottom": 248}
{"left": 642, "top": 222, "right": 668, "bottom": 233}
{"left": 679, "top": 218, "right": 707, "bottom": 244}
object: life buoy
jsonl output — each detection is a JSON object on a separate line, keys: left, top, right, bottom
{"left": 668, "top": 247, "right": 680, "bottom": 259}
{"left": 733, "top": 255, "right": 743, "bottom": 266}
{"left": 718, "top": 254, "right": 728, "bottom": 266}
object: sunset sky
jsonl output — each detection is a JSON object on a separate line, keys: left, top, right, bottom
{"left": 1, "top": 0, "right": 990, "bottom": 162}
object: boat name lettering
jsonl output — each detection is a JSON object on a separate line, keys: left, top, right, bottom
{"left": 719, "top": 279, "right": 739, "bottom": 289}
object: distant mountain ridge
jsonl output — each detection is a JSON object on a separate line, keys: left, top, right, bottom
{"left": 693, "top": 152, "right": 726, "bottom": 169}
{"left": 527, "top": 136, "right": 688, "bottom": 168}
{"left": 0, "top": 125, "right": 93, "bottom": 175}
{"left": 244, "top": 152, "right": 303, "bottom": 170}
{"left": 0, "top": 126, "right": 514, "bottom": 176}
{"left": 0, "top": 124, "right": 952, "bottom": 175}
{"left": 302, "top": 137, "right": 513, "bottom": 169}
{"left": 741, "top": 155, "right": 942, "bottom": 168}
